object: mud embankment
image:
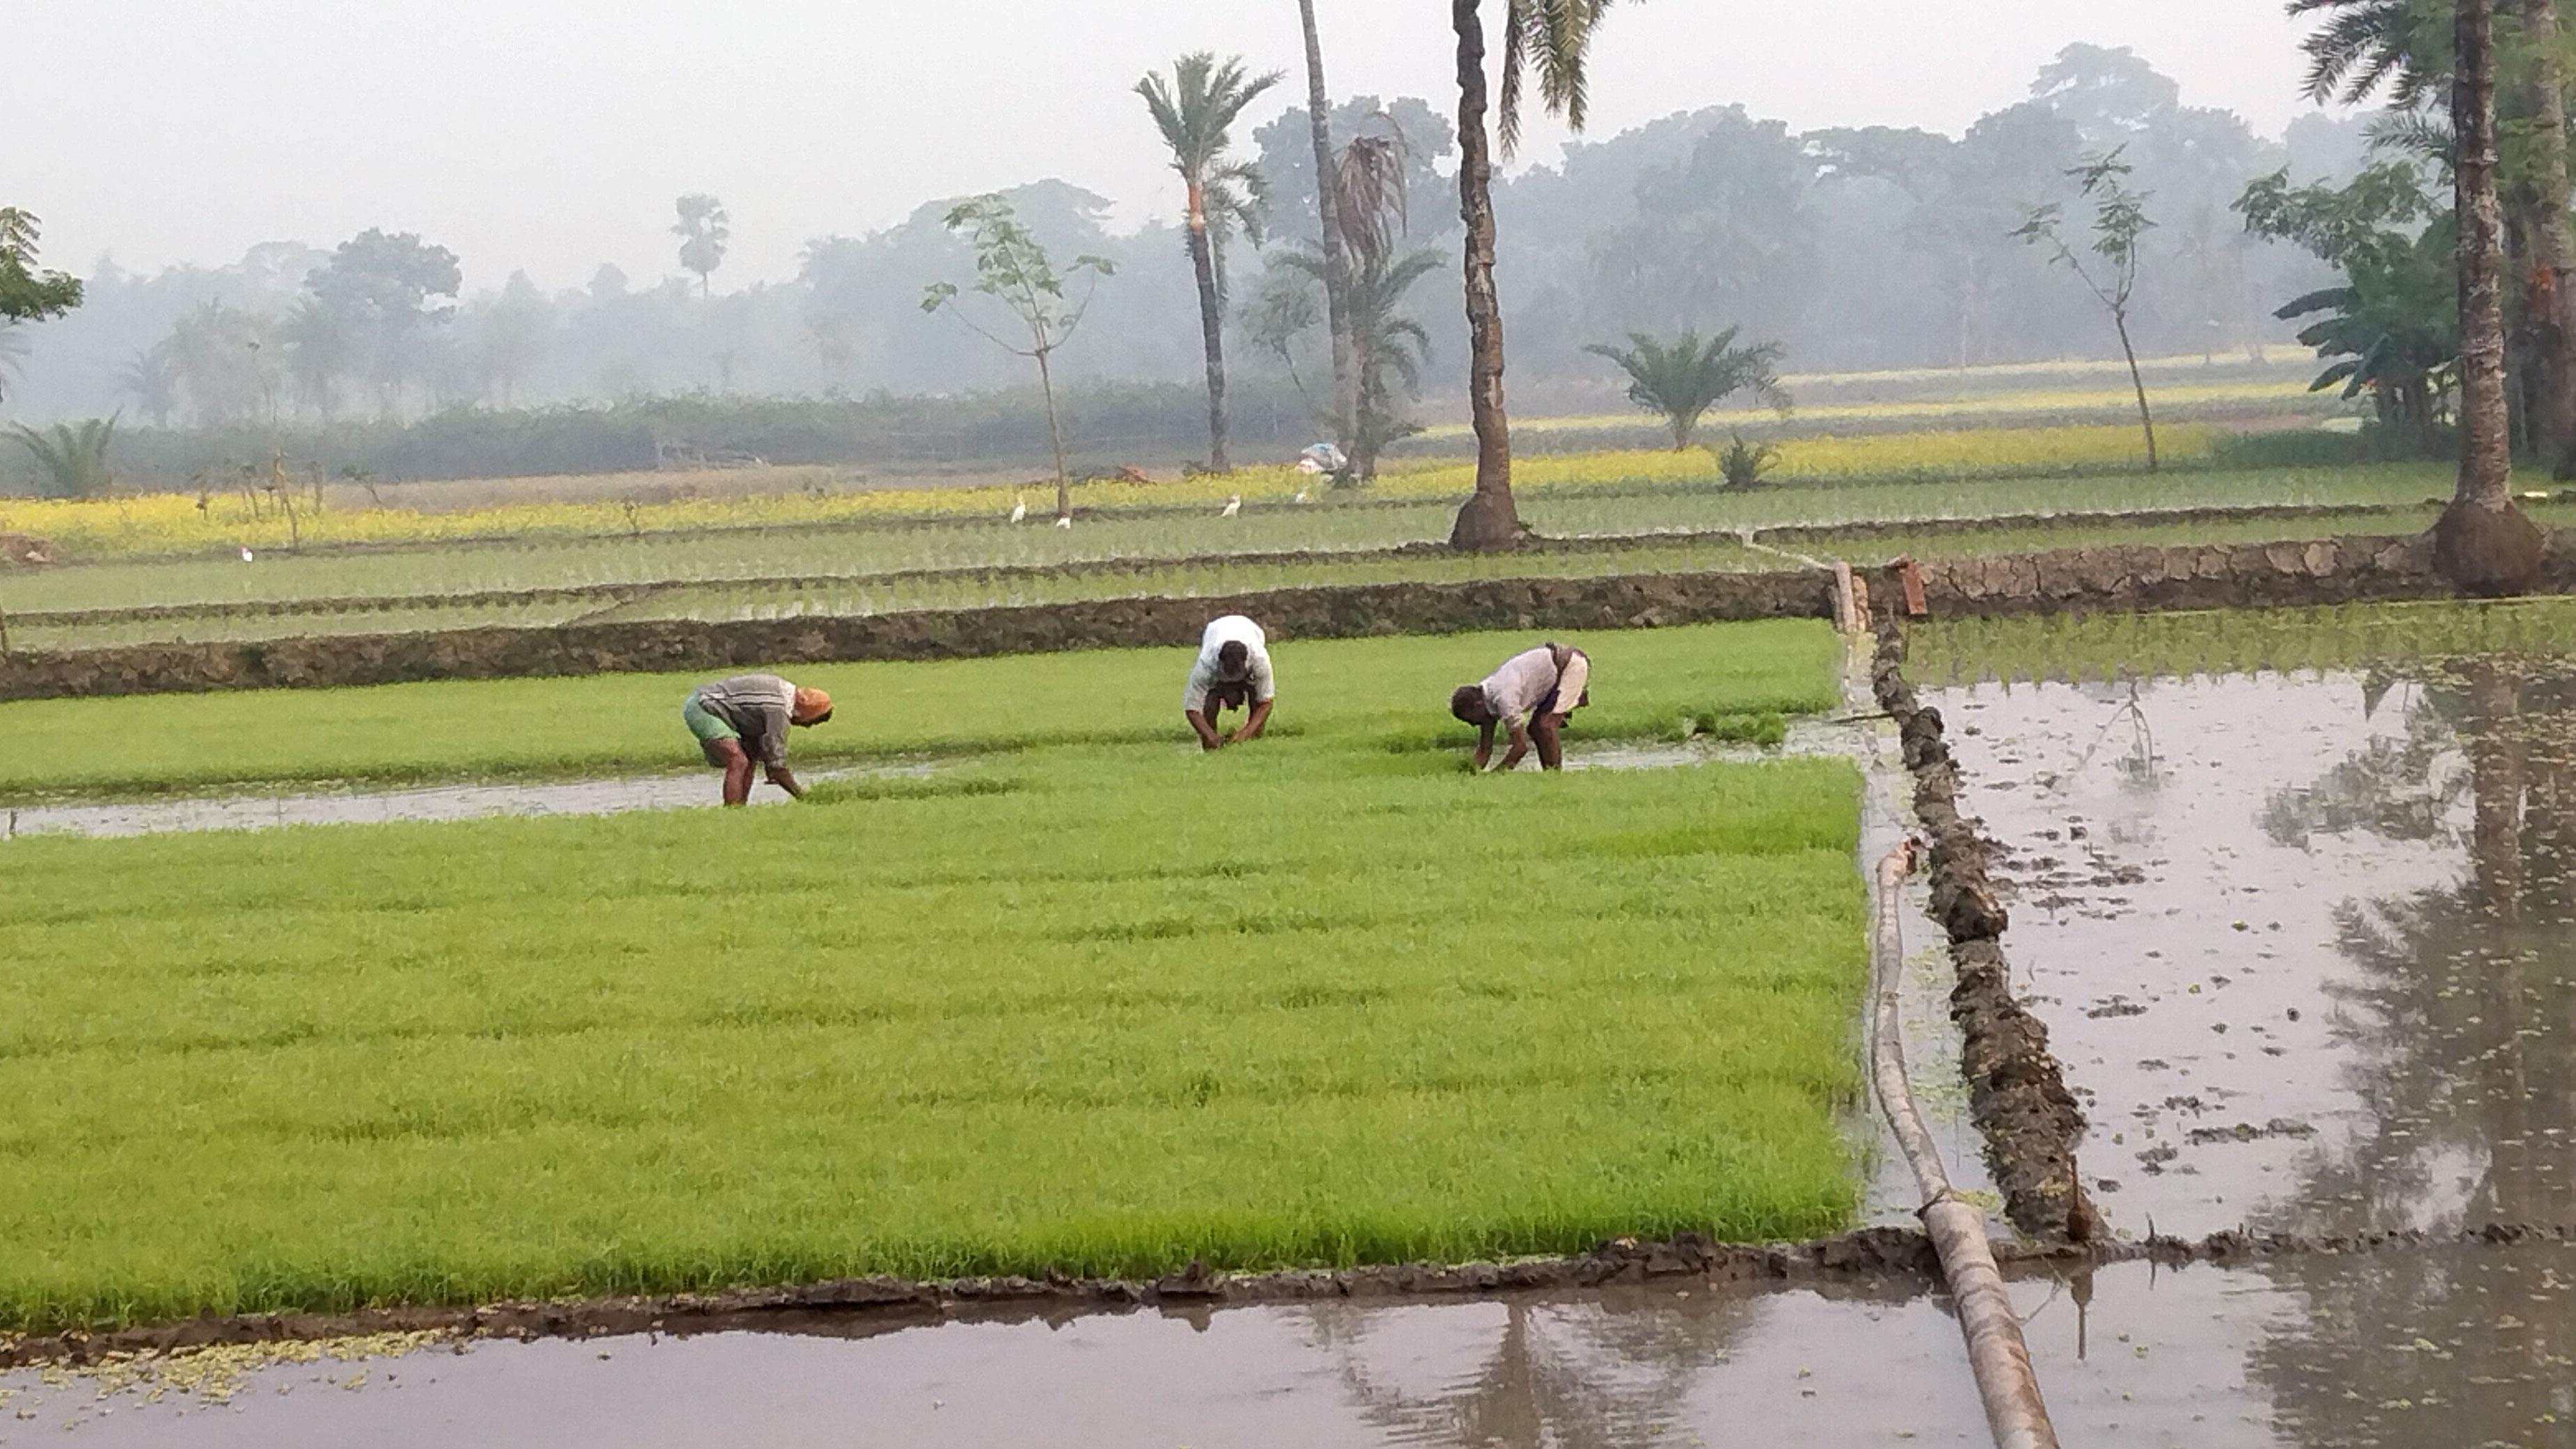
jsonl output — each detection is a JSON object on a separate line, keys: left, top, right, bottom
{"left": 10, "top": 530, "right": 2576, "bottom": 701}
{"left": 0, "top": 573, "right": 1832, "bottom": 701}
{"left": 1872, "top": 620, "right": 2093, "bottom": 1241}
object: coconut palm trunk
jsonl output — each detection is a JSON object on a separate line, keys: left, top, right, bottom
{"left": 1298, "top": 0, "right": 1358, "bottom": 454}
{"left": 1447, "top": 0, "right": 1522, "bottom": 552}
{"left": 2436, "top": 0, "right": 2550, "bottom": 594}
{"left": 2519, "top": 0, "right": 2576, "bottom": 477}
{"left": 1184, "top": 183, "right": 1232, "bottom": 472}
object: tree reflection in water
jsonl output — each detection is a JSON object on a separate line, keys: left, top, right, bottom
{"left": 2252, "top": 656, "right": 2576, "bottom": 1448}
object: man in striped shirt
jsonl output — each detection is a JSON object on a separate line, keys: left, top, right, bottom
{"left": 683, "top": 673, "right": 835, "bottom": 805}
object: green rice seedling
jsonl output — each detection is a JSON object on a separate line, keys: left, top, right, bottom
{"left": 0, "top": 727, "right": 1866, "bottom": 1331}
{"left": 0, "top": 621, "right": 1842, "bottom": 800}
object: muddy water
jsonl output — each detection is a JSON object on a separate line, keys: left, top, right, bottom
{"left": 17, "top": 1252, "right": 2575, "bottom": 1448}
{"left": 0, "top": 764, "right": 932, "bottom": 839}
{"left": 1933, "top": 665, "right": 2576, "bottom": 1245}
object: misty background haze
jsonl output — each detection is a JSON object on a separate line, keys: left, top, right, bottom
{"left": 1, "top": 1, "right": 2372, "bottom": 455}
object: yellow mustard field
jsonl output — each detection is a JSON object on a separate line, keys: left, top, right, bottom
{"left": 0, "top": 423, "right": 2202, "bottom": 560}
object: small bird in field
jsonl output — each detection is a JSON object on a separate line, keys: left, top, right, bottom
{"left": 1294, "top": 488, "right": 1310, "bottom": 505}
{"left": 1009, "top": 496, "right": 1027, "bottom": 524}
{"left": 1220, "top": 494, "right": 1242, "bottom": 518}
{"left": 1054, "top": 514, "right": 1073, "bottom": 530}
{"left": 240, "top": 547, "right": 255, "bottom": 563}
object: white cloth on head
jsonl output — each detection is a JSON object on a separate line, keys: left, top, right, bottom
{"left": 1182, "top": 615, "right": 1276, "bottom": 713}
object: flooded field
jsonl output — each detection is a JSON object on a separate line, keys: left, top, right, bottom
{"left": 12, "top": 1249, "right": 2573, "bottom": 1448}
{"left": 0, "top": 728, "right": 1843, "bottom": 840}
{"left": 1931, "top": 662, "right": 2576, "bottom": 1242}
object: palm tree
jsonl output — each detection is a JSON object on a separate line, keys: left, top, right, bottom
{"left": 1296, "top": 0, "right": 1358, "bottom": 457}
{"left": 2293, "top": 0, "right": 2576, "bottom": 475}
{"left": 1277, "top": 247, "right": 1442, "bottom": 480}
{"left": 116, "top": 345, "right": 181, "bottom": 427}
{"left": 1584, "top": 328, "right": 1788, "bottom": 451}
{"left": 1138, "top": 53, "right": 1282, "bottom": 475}
{"left": 674, "top": 194, "right": 730, "bottom": 300}
{"left": 2435, "top": 0, "right": 2547, "bottom": 593}
{"left": 1448, "top": 0, "right": 1627, "bottom": 552}
{"left": 7, "top": 413, "right": 118, "bottom": 499}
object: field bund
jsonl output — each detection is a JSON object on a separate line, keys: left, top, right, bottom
{"left": 0, "top": 624, "right": 1865, "bottom": 1332}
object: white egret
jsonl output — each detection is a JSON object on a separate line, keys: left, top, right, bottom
{"left": 240, "top": 547, "right": 255, "bottom": 563}
{"left": 1010, "top": 497, "right": 1028, "bottom": 524}
{"left": 1220, "top": 494, "right": 1242, "bottom": 518}
{"left": 1054, "top": 514, "right": 1073, "bottom": 530}
{"left": 1293, "top": 489, "right": 1310, "bottom": 505}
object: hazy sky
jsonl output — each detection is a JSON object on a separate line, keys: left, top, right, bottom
{"left": 11, "top": 0, "right": 2331, "bottom": 294}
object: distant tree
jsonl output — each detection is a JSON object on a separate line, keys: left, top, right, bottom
{"left": 2015, "top": 150, "right": 2163, "bottom": 470}
{"left": 1584, "top": 328, "right": 1788, "bottom": 451}
{"left": 2435, "top": 0, "right": 2546, "bottom": 593}
{"left": 921, "top": 195, "right": 1115, "bottom": 522}
{"left": 1296, "top": 0, "right": 1358, "bottom": 459}
{"left": 1447, "top": 0, "right": 1629, "bottom": 552}
{"left": 6, "top": 414, "right": 117, "bottom": 499}
{"left": 306, "top": 229, "right": 463, "bottom": 420}
{"left": 674, "top": 194, "right": 731, "bottom": 299}
{"left": 1137, "top": 52, "right": 1281, "bottom": 473}
{"left": 478, "top": 271, "right": 555, "bottom": 408}
{"left": 279, "top": 299, "right": 356, "bottom": 421}
{"left": 116, "top": 345, "right": 181, "bottom": 427}
{"left": 163, "top": 300, "right": 277, "bottom": 425}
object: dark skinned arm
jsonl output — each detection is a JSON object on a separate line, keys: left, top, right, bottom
{"left": 1471, "top": 720, "right": 1498, "bottom": 773}
{"left": 1186, "top": 709, "right": 1225, "bottom": 750}
{"left": 1227, "top": 699, "right": 1274, "bottom": 745}
{"left": 765, "top": 764, "right": 807, "bottom": 800}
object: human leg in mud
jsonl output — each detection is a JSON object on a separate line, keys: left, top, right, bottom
{"left": 705, "top": 736, "right": 758, "bottom": 805}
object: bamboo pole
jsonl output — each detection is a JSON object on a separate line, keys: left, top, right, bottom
{"left": 1873, "top": 844, "right": 2061, "bottom": 1449}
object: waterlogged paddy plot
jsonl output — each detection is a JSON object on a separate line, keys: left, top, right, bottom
{"left": 0, "top": 623, "right": 1861, "bottom": 1330}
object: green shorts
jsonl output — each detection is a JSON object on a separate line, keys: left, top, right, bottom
{"left": 683, "top": 695, "right": 739, "bottom": 763}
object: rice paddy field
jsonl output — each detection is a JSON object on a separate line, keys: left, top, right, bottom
{"left": 0, "top": 624, "right": 1861, "bottom": 1331}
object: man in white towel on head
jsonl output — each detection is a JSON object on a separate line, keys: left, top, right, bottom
{"left": 1449, "top": 642, "right": 1591, "bottom": 773}
{"left": 1182, "top": 614, "right": 1277, "bottom": 751}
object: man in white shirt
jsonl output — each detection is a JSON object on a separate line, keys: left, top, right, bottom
{"left": 1183, "top": 615, "right": 1277, "bottom": 750}
{"left": 1449, "top": 642, "right": 1591, "bottom": 772}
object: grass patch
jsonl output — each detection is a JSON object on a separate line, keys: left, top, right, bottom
{"left": 0, "top": 720, "right": 1866, "bottom": 1331}
{"left": 0, "top": 621, "right": 1842, "bottom": 800}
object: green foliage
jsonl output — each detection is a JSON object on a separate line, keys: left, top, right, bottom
{"left": 0, "top": 631, "right": 1861, "bottom": 1329}
{"left": 921, "top": 196, "right": 1116, "bottom": 356}
{"left": 1494, "top": 0, "right": 1625, "bottom": 152}
{"left": 0, "top": 208, "right": 81, "bottom": 329}
{"left": 1585, "top": 328, "right": 1789, "bottom": 451}
{"left": 2237, "top": 163, "right": 2455, "bottom": 441}
{"left": 1135, "top": 52, "right": 1280, "bottom": 262}
{"left": 6, "top": 414, "right": 118, "bottom": 500}
{"left": 2014, "top": 150, "right": 2156, "bottom": 314}
{"left": 1272, "top": 248, "right": 1444, "bottom": 479}
{"left": 1712, "top": 431, "right": 1781, "bottom": 489}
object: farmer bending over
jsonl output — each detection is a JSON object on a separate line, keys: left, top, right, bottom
{"left": 683, "top": 673, "right": 834, "bottom": 805}
{"left": 1450, "top": 642, "right": 1591, "bottom": 773}
{"left": 1184, "top": 614, "right": 1276, "bottom": 751}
